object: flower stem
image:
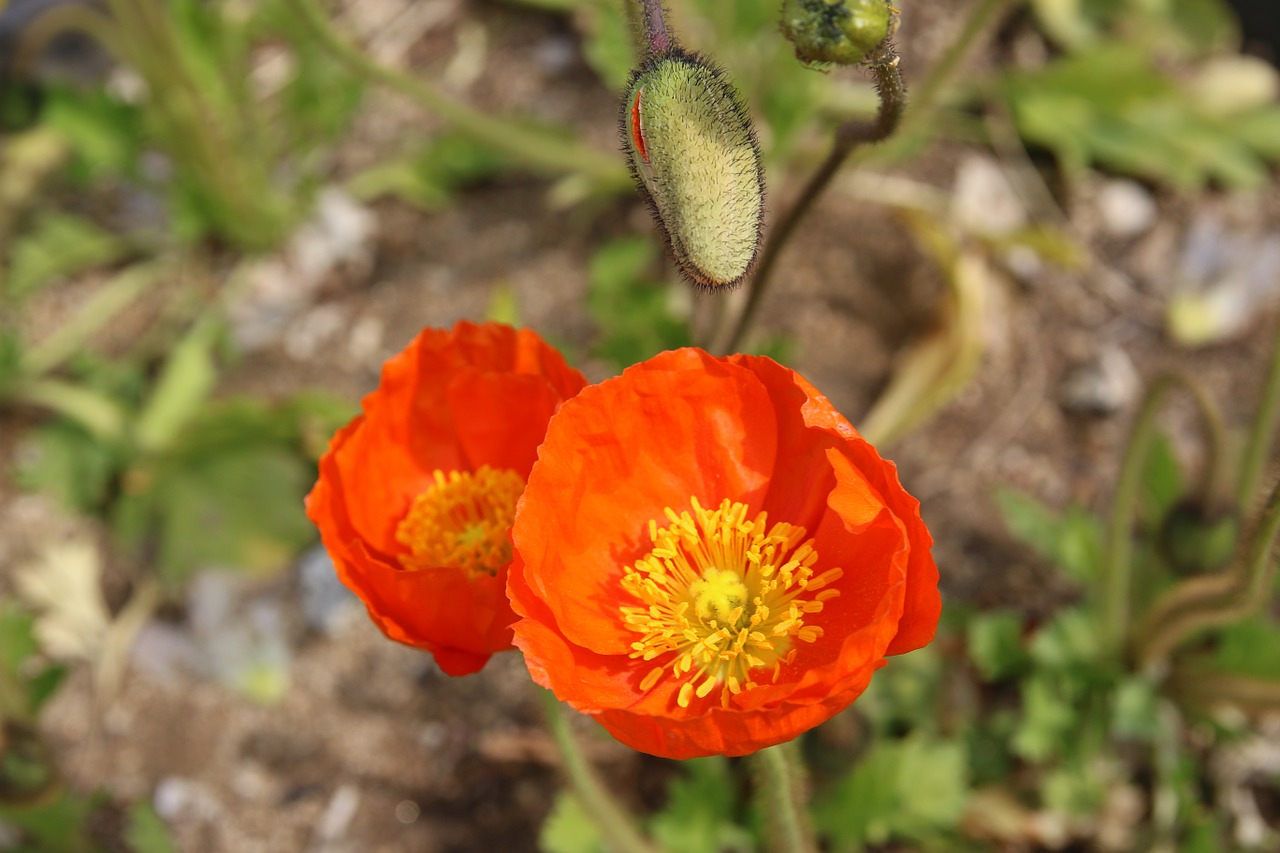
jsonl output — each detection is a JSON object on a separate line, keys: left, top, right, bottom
{"left": 536, "top": 688, "right": 665, "bottom": 853}
{"left": 288, "top": 0, "right": 628, "bottom": 191}
{"left": 636, "top": 0, "right": 672, "bottom": 56}
{"left": 1102, "top": 373, "right": 1225, "bottom": 659}
{"left": 1136, "top": 475, "right": 1280, "bottom": 667}
{"left": 750, "top": 741, "right": 817, "bottom": 853}
{"left": 1237, "top": 315, "right": 1280, "bottom": 509}
{"left": 713, "top": 45, "right": 905, "bottom": 355}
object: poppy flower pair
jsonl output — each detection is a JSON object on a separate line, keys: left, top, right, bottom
{"left": 306, "top": 321, "right": 939, "bottom": 758}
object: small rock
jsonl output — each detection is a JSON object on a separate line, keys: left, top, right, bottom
{"left": 1096, "top": 180, "right": 1156, "bottom": 240}
{"left": 297, "top": 546, "right": 358, "bottom": 635}
{"left": 1057, "top": 346, "right": 1139, "bottom": 417}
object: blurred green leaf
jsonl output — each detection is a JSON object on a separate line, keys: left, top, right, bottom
{"left": 14, "top": 421, "right": 118, "bottom": 513}
{"left": 994, "top": 489, "right": 1102, "bottom": 584}
{"left": 114, "top": 398, "right": 331, "bottom": 586}
{"left": 1111, "top": 675, "right": 1161, "bottom": 741}
{"left": 587, "top": 237, "right": 690, "bottom": 368}
{"left": 6, "top": 213, "right": 129, "bottom": 301}
{"left": 1012, "top": 675, "right": 1079, "bottom": 762}
{"left": 0, "top": 790, "right": 98, "bottom": 853}
{"left": 1002, "top": 45, "right": 1280, "bottom": 190}
{"left": 967, "top": 610, "right": 1031, "bottom": 682}
{"left": 133, "top": 318, "right": 223, "bottom": 453}
{"left": 0, "top": 605, "right": 39, "bottom": 680}
{"left": 1028, "top": 608, "right": 1102, "bottom": 670}
{"left": 815, "top": 732, "right": 968, "bottom": 850}
{"left": 125, "top": 800, "right": 178, "bottom": 853}
{"left": 579, "top": 0, "right": 635, "bottom": 90}
{"left": 1041, "top": 762, "right": 1107, "bottom": 816}
{"left": 348, "top": 132, "right": 510, "bottom": 210}
{"left": 650, "top": 757, "right": 750, "bottom": 853}
{"left": 1211, "top": 616, "right": 1280, "bottom": 680}
{"left": 42, "top": 87, "right": 143, "bottom": 182}
{"left": 1140, "top": 430, "right": 1185, "bottom": 529}
{"left": 539, "top": 791, "right": 604, "bottom": 853}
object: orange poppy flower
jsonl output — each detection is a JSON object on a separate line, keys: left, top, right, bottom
{"left": 306, "top": 321, "right": 588, "bottom": 676}
{"left": 507, "top": 348, "right": 938, "bottom": 758}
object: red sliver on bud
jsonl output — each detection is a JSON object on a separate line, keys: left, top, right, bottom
{"left": 630, "top": 89, "right": 649, "bottom": 163}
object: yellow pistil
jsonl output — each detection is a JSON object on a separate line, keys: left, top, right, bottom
{"left": 395, "top": 466, "right": 525, "bottom": 579}
{"left": 620, "top": 497, "right": 844, "bottom": 709}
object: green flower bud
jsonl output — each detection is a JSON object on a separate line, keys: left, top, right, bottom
{"left": 780, "top": 0, "right": 894, "bottom": 68}
{"left": 621, "top": 50, "right": 765, "bottom": 289}
{"left": 1159, "top": 500, "right": 1241, "bottom": 576}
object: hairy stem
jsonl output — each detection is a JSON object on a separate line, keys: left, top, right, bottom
{"left": 636, "top": 0, "right": 672, "bottom": 56}
{"left": 1137, "top": 477, "right": 1280, "bottom": 667}
{"left": 750, "top": 741, "right": 817, "bottom": 853}
{"left": 1103, "top": 372, "right": 1227, "bottom": 658}
{"left": 537, "top": 689, "right": 666, "bottom": 853}
{"left": 713, "top": 45, "right": 905, "bottom": 354}
{"left": 1237, "top": 314, "right": 1280, "bottom": 509}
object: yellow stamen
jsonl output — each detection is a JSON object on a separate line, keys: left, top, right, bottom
{"left": 395, "top": 466, "right": 524, "bottom": 579}
{"left": 619, "top": 497, "right": 843, "bottom": 709}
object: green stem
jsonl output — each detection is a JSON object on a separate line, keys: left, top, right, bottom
{"left": 1237, "top": 314, "right": 1280, "bottom": 509}
{"left": 1137, "top": 476, "right": 1280, "bottom": 667}
{"left": 1103, "top": 375, "right": 1175, "bottom": 658}
{"left": 903, "top": 0, "right": 1013, "bottom": 129}
{"left": 2, "top": 378, "right": 126, "bottom": 443}
{"left": 712, "top": 44, "right": 905, "bottom": 354}
{"left": 22, "top": 263, "right": 165, "bottom": 377}
{"left": 1103, "top": 372, "right": 1228, "bottom": 658}
{"left": 289, "top": 0, "right": 627, "bottom": 190}
{"left": 750, "top": 742, "right": 816, "bottom": 853}
{"left": 536, "top": 689, "right": 665, "bottom": 853}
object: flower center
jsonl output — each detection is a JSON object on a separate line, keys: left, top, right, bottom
{"left": 620, "top": 497, "right": 844, "bottom": 710}
{"left": 395, "top": 466, "right": 525, "bottom": 579}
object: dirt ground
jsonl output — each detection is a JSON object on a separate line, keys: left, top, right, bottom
{"left": 5, "top": 0, "right": 1280, "bottom": 850}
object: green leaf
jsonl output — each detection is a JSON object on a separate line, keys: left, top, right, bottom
{"left": 967, "top": 610, "right": 1030, "bottom": 682}
{"left": 539, "top": 791, "right": 604, "bottom": 853}
{"left": 126, "top": 800, "right": 178, "bottom": 853}
{"left": 14, "top": 421, "right": 118, "bottom": 513}
{"left": 1140, "top": 430, "right": 1184, "bottom": 528}
{"left": 578, "top": 0, "right": 636, "bottom": 90}
{"left": 1211, "top": 616, "right": 1280, "bottom": 680}
{"left": 993, "top": 488, "right": 1102, "bottom": 583}
{"left": 0, "top": 790, "right": 98, "bottom": 853}
{"left": 649, "top": 758, "right": 749, "bottom": 853}
{"left": 587, "top": 237, "right": 691, "bottom": 368}
{"left": 1012, "top": 675, "right": 1078, "bottom": 763}
{"left": 1028, "top": 608, "right": 1102, "bottom": 670}
{"left": 133, "top": 318, "right": 223, "bottom": 453}
{"left": 6, "top": 213, "right": 129, "bottom": 301}
{"left": 348, "top": 132, "right": 510, "bottom": 210}
{"left": 114, "top": 399, "right": 326, "bottom": 585}
{"left": 0, "top": 604, "right": 39, "bottom": 678}
{"left": 814, "top": 733, "right": 968, "bottom": 849}
{"left": 1111, "top": 675, "right": 1161, "bottom": 741}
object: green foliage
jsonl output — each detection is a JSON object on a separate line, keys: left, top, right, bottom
{"left": 539, "top": 792, "right": 603, "bottom": 853}
{"left": 5, "top": 213, "right": 131, "bottom": 302}
{"left": 994, "top": 488, "right": 1103, "bottom": 584}
{"left": 649, "top": 758, "right": 751, "bottom": 853}
{"left": 348, "top": 132, "right": 511, "bottom": 210}
{"left": 587, "top": 237, "right": 691, "bottom": 369}
{"left": 966, "top": 610, "right": 1030, "bottom": 682}
{"left": 0, "top": 605, "right": 68, "bottom": 721}
{"left": 1000, "top": 45, "right": 1280, "bottom": 191}
{"left": 111, "top": 396, "right": 350, "bottom": 586}
{"left": 125, "top": 801, "right": 179, "bottom": 853}
{"left": 814, "top": 732, "right": 969, "bottom": 851}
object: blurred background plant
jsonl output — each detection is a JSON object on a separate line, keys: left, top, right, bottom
{"left": 1, "top": 0, "right": 1278, "bottom": 848}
